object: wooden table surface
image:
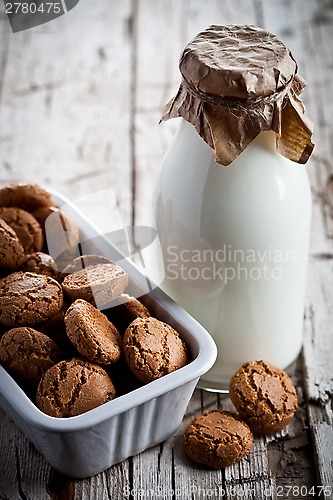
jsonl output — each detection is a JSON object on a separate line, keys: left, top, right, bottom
{"left": 0, "top": 0, "right": 332, "bottom": 498}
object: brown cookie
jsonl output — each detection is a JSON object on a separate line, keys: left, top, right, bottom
{"left": 62, "top": 263, "right": 128, "bottom": 309}
{"left": 62, "top": 254, "right": 112, "bottom": 274}
{"left": 229, "top": 360, "right": 298, "bottom": 434}
{"left": 0, "top": 207, "right": 43, "bottom": 254}
{"left": 0, "top": 327, "right": 63, "bottom": 384}
{"left": 0, "top": 183, "right": 54, "bottom": 212}
{"left": 39, "top": 303, "right": 77, "bottom": 355}
{"left": 36, "top": 358, "right": 116, "bottom": 417}
{"left": 106, "top": 294, "right": 151, "bottom": 334}
{"left": 123, "top": 317, "right": 188, "bottom": 383}
{"left": 184, "top": 410, "right": 253, "bottom": 468}
{"left": 0, "top": 218, "right": 25, "bottom": 269}
{"left": 64, "top": 299, "right": 122, "bottom": 365}
{"left": 20, "top": 252, "right": 60, "bottom": 281}
{"left": 0, "top": 272, "right": 63, "bottom": 327}
{"left": 32, "top": 206, "right": 80, "bottom": 264}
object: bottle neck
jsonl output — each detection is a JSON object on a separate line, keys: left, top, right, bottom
{"left": 179, "top": 118, "right": 278, "bottom": 160}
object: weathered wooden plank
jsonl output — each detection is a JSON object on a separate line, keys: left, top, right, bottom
{"left": 71, "top": 462, "right": 130, "bottom": 500}
{"left": 0, "top": 410, "right": 51, "bottom": 499}
{"left": 0, "top": 0, "right": 133, "bottom": 227}
{"left": 172, "top": 390, "right": 225, "bottom": 500}
{"left": 262, "top": 0, "right": 333, "bottom": 494}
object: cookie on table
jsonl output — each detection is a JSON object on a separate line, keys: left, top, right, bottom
{"left": 184, "top": 410, "right": 253, "bottom": 469}
{"left": 0, "top": 218, "right": 25, "bottom": 269}
{"left": 106, "top": 294, "right": 151, "bottom": 334}
{"left": 20, "top": 252, "right": 60, "bottom": 281}
{"left": 0, "top": 327, "right": 63, "bottom": 384}
{"left": 62, "top": 263, "right": 128, "bottom": 309}
{"left": 123, "top": 317, "right": 188, "bottom": 383}
{"left": 36, "top": 358, "right": 116, "bottom": 417}
{"left": 65, "top": 299, "right": 122, "bottom": 365}
{"left": 0, "top": 207, "right": 43, "bottom": 254}
{"left": 0, "top": 183, "right": 54, "bottom": 212}
{"left": 0, "top": 272, "right": 63, "bottom": 327}
{"left": 229, "top": 360, "right": 298, "bottom": 434}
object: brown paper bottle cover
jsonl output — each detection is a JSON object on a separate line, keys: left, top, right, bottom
{"left": 161, "top": 25, "right": 314, "bottom": 166}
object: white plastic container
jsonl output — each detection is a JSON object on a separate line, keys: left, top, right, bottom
{"left": 0, "top": 191, "right": 217, "bottom": 478}
{"left": 154, "top": 119, "right": 312, "bottom": 389}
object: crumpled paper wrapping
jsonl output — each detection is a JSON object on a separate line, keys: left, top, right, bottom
{"left": 161, "top": 25, "right": 314, "bottom": 166}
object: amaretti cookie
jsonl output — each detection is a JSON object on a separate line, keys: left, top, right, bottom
{"left": 0, "top": 207, "right": 43, "bottom": 254}
{"left": 0, "top": 272, "right": 63, "bottom": 327}
{"left": 33, "top": 206, "right": 80, "bottom": 261}
{"left": 36, "top": 358, "right": 116, "bottom": 417}
{"left": 184, "top": 410, "right": 253, "bottom": 468}
{"left": 0, "top": 218, "right": 25, "bottom": 269}
{"left": 20, "top": 252, "right": 60, "bottom": 280}
{"left": 0, "top": 183, "right": 54, "bottom": 211}
{"left": 229, "top": 360, "right": 298, "bottom": 434}
{"left": 123, "top": 317, "right": 188, "bottom": 383}
{"left": 106, "top": 294, "right": 151, "bottom": 334}
{"left": 64, "top": 299, "right": 122, "bottom": 365}
{"left": 62, "top": 254, "right": 112, "bottom": 274}
{"left": 62, "top": 263, "right": 128, "bottom": 308}
{"left": 0, "top": 327, "right": 62, "bottom": 384}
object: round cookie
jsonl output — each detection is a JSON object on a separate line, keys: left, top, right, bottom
{"left": 32, "top": 206, "right": 80, "bottom": 263}
{"left": 0, "top": 272, "right": 63, "bottom": 327}
{"left": 62, "top": 263, "right": 128, "bottom": 309}
{"left": 62, "top": 254, "right": 112, "bottom": 274}
{"left": 64, "top": 299, "right": 122, "bottom": 365}
{"left": 36, "top": 358, "right": 116, "bottom": 417}
{"left": 0, "top": 183, "right": 54, "bottom": 211}
{"left": 0, "top": 207, "right": 43, "bottom": 254}
{"left": 20, "top": 252, "right": 60, "bottom": 281}
{"left": 123, "top": 317, "right": 188, "bottom": 383}
{"left": 229, "top": 360, "right": 298, "bottom": 434}
{"left": 184, "top": 410, "right": 253, "bottom": 468}
{"left": 0, "top": 327, "right": 63, "bottom": 384}
{"left": 106, "top": 294, "right": 151, "bottom": 334}
{"left": 0, "top": 218, "right": 25, "bottom": 269}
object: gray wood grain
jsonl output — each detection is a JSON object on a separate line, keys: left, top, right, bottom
{"left": 0, "top": 0, "right": 332, "bottom": 498}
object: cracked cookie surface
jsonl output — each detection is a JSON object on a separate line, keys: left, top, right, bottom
{"left": 20, "top": 252, "right": 60, "bottom": 281}
{"left": 36, "top": 358, "right": 116, "bottom": 417}
{"left": 0, "top": 207, "right": 43, "bottom": 254}
{"left": 62, "top": 262, "right": 128, "bottom": 308}
{"left": 106, "top": 294, "right": 151, "bottom": 334}
{"left": 0, "top": 327, "right": 63, "bottom": 384}
{"left": 0, "top": 272, "right": 63, "bottom": 327}
{"left": 184, "top": 410, "right": 253, "bottom": 469}
{"left": 65, "top": 299, "right": 122, "bottom": 365}
{"left": 0, "top": 183, "right": 54, "bottom": 211}
{"left": 0, "top": 218, "right": 25, "bottom": 269}
{"left": 123, "top": 317, "right": 188, "bottom": 383}
{"left": 229, "top": 359, "right": 298, "bottom": 434}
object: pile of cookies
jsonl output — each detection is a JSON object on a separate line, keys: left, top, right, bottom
{"left": 184, "top": 359, "right": 298, "bottom": 469}
{"left": 0, "top": 183, "right": 188, "bottom": 418}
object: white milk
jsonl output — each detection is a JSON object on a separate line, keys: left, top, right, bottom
{"left": 154, "top": 119, "right": 311, "bottom": 389}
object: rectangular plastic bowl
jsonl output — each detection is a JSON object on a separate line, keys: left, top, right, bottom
{"left": 0, "top": 192, "right": 217, "bottom": 478}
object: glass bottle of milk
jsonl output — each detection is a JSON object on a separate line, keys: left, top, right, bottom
{"left": 153, "top": 25, "right": 314, "bottom": 390}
